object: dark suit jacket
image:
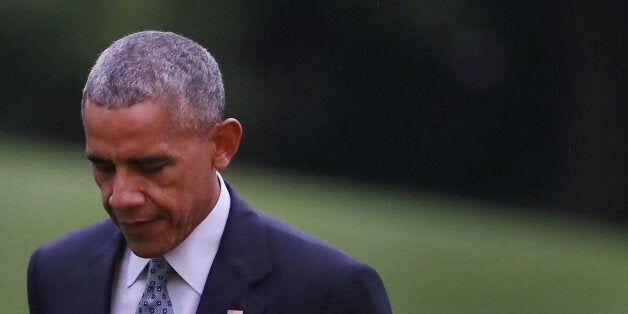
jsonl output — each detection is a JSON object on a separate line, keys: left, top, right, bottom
{"left": 28, "top": 182, "right": 392, "bottom": 313}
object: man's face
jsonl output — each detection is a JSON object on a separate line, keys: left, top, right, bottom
{"left": 83, "top": 100, "right": 220, "bottom": 258}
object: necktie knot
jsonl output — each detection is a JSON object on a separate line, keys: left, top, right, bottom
{"left": 137, "top": 256, "right": 174, "bottom": 314}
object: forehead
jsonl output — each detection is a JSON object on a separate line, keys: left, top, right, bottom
{"left": 83, "top": 100, "right": 182, "bottom": 156}
{"left": 84, "top": 99, "right": 173, "bottom": 128}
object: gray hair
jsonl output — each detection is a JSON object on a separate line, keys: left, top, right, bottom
{"left": 82, "top": 31, "right": 225, "bottom": 131}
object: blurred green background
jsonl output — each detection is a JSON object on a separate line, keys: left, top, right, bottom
{"left": 3, "top": 136, "right": 628, "bottom": 313}
{"left": 2, "top": 1, "right": 628, "bottom": 313}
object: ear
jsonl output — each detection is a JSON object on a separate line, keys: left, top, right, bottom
{"left": 210, "top": 118, "right": 242, "bottom": 170}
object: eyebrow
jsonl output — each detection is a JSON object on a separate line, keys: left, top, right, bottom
{"left": 86, "top": 154, "right": 175, "bottom": 165}
{"left": 86, "top": 154, "right": 107, "bottom": 163}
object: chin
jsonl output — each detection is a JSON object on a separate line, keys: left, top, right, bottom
{"left": 127, "top": 243, "right": 170, "bottom": 258}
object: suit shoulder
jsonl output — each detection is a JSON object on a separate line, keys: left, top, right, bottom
{"left": 34, "top": 219, "right": 119, "bottom": 260}
{"left": 255, "top": 209, "right": 363, "bottom": 268}
{"left": 28, "top": 219, "right": 122, "bottom": 313}
{"left": 251, "top": 209, "right": 392, "bottom": 313}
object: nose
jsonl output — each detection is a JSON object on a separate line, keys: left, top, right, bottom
{"left": 108, "top": 172, "right": 145, "bottom": 209}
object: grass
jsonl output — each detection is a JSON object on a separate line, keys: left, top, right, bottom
{"left": 2, "top": 135, "right": 628, "bottom": 313}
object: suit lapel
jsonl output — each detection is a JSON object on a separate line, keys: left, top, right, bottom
{"left": 196, "top": 182, "right": 271, "bottom": 314}
{"left": 86, "top": 223, "right": 125, "bottom": 314}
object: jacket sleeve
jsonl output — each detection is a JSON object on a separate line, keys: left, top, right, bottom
{"left": 323, "top": 262, "right": 393, "bottom": 314}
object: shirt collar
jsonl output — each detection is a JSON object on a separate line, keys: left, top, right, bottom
{"left": 126, "top": 172, "right": 231, "bottom": 294}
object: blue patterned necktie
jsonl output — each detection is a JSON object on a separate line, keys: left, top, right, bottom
{"left": 137, "top": 257, "right": 174, "bottom": 314}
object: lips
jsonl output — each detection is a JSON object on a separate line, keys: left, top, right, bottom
{"left": 119, "top": 218, "right": 160, "bottom": 234}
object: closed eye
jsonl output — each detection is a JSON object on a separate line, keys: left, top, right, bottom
{"left": 94, "top": 163, "right": 116, "bottom": 174}
{"left": 86, "top": 154, "right": 175, "bottom": 175}
{"left": 137, "top": 163, "right": 169, "bottom": 174}
{"left": 129, "top": 155, "right": 175, "bottom": 175}
{"left": 87, "top": 155, "right": 115, "bottom": 174}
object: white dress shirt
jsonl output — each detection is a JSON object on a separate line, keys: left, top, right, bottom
{"left": 111, "top": 173, "right": 231, "bottom": 314}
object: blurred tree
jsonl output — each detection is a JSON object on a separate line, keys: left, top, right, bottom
{"left": 557, "top": 1, "right": 628, "bottom": 220}
{"left": 1, "top": 0, "right": 626, "bottom": 221}
{"left": 238, "top": 1, "right": 562, "bottom": 205}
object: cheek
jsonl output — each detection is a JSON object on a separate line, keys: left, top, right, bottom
{"left": 98, "top": 182, "right": 112, "bottom": 198}
{"left": 100, "top": 187, "right": 113, "bottom": 211}
{"left": 104, "top": 206, "right": 117, "bottom": 223}
{"left": 93, "top": 176, "right": 113, "bottom": 205}
{"left": 156, "top": 185, "right": 202, "bottom": 222}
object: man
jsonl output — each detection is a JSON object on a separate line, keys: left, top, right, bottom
{"left": 27, "top": 31, "right": 392, "bottom": 313}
